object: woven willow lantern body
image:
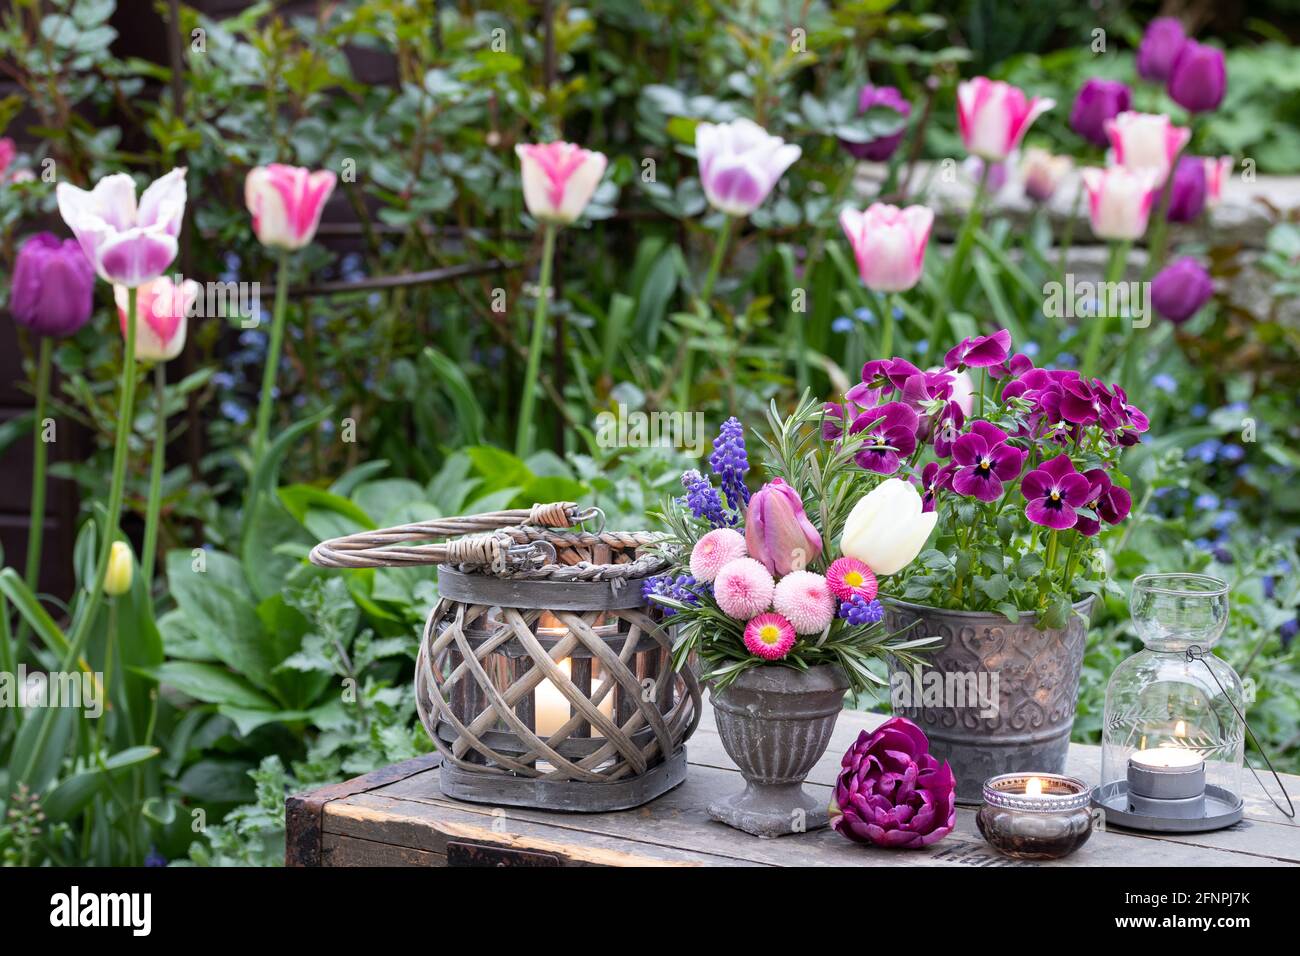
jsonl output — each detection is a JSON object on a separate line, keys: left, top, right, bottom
{"left": 311, "top": 503, "right": 700, "bottom": 811}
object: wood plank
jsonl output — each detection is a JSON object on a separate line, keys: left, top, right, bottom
{"left": 323, "top": 792, "right": 754, "bottom": 867}
{"left": 371, "top": 762, "right": 1293, "bottom": 867}
{"left": 322, "top": 832, "right": 446, "bottom": 867}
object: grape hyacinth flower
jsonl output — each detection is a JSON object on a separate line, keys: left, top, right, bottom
{"left": 710, "top": 416, "right": 750, "bottom": 511}
{"left": 642, "top": 574, "right": 708, "bottom": 616}
{"left": 680, "top": 469, "right": 732, "bottom": 527}
{"left": 1021, "top": 454, "right": 1092, "bottom": 530}
{"left": 838, "top": 594, "right": 884, "bottom": 627}
{"left": 951, "top": 421, "right": 1026, "bottom": 502}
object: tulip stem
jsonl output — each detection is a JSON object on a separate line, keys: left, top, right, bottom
{"left": 15, "top": 290, "right": 138, "bottom": 787}
{"left": 141, "top": 361, "right": 167, "bottom": 590}
{"left": 1081, "top": 240, "right": 1130, "bottom": 379}
{"left": 935, "top": 162, "right": 989, "bottom": 364}
{"left": 516, "top": 222, "right": 558, "bottom": 457}
{"left": 253, "top": 251, "right": 291, "bottom": 467}
{"left": 879, "top": 292, "right": 895, "bottom": 359}
{"left": 17, "top": 336, "right": 53, "bottom": 663}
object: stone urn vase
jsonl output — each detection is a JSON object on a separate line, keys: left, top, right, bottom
{"left": 883, "top": 597, "right": 1095, "bottom": 804}
{"left": 707, "top": 664, "right": 850, "bottom": 838}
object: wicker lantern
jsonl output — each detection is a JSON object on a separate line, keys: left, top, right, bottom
{"left": 310, "top": 502, "right": 700, "bottom": 811}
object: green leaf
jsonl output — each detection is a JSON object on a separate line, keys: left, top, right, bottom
{"left": 278, "top": 484, "right": 376, "bottom": 528}
{"left": 995, "top": 602, "right": 1022, "bottom": 624}
{"left": 42, "top": 747, "right": 160, "bottom": 822}
{"left": 143, "top": 661, "right": 278, "bottom": 709}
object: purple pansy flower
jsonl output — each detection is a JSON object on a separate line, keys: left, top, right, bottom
{"left": 1075, "top": 469, "right": 1133, "bottom": 536}
{"left": 919, "top": 460, "right": 956, "bottom": 513}
{"left": 944, "top": 328, "right": 1011, "bottom": 370}
{"left": 951, "top": 422, "right": 1026, "bottom": 502}
{"left": 1021, "top": 454, "right": 1092, "bottom": 530}
{"left": 850, "top": 401, "right": 919, "bottom": 475}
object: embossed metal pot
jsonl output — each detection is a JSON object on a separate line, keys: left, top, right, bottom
{"left": 707, "top": 664, "right": 850, "bottom": 838}
{"left": 883, "top": 597, "right": 1094, "bottom": 804}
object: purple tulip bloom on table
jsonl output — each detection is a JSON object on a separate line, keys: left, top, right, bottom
{"left": 829, "top": 717, "right": 957, "bottom": 848}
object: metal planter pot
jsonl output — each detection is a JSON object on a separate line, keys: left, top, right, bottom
{"left": 883, "top": 597, "right": 1094, "bottom": 804}
{"left": 707, "top": 663, "right": 850, "bottom": 838}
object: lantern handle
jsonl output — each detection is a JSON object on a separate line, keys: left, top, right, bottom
{"left": 1186, "top": 645, "right": 1295, "bottom": 820}
{"left": 308, "top": 501, "right": 581, "bottom": 570}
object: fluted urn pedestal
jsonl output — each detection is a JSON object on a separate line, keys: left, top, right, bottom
{"left": 706, "top": 664, "right": 850, "bottom": 838}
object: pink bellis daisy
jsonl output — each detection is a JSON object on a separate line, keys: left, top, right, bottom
{"left": 773, "top": 570, "right": 837, "bottom": 634}
{"left": 714, "top": 557, "right": 775, "bottom": 620}
{"left": 689, "top": 527, "right": 747, "bottom": 582}
{"left": 826, "top": 557, "right": 878, "bottom": 602}
{"left": 743, "top": 613, "right": 797, "bottom": 661}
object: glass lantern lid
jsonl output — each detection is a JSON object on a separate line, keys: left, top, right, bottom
{"left": 1099, "top": 574, "right": 1245, "bottom": 797}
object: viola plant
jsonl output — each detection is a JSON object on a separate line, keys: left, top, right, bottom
{"left": 649, "top": 397, "right": 937, "bottom": 694}
{"left": 847, "top": 329, "right": 1150, "bottom": 629}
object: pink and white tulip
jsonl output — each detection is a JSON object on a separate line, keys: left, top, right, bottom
{"left": 839, "top": 203, "right": 934, "bottom": 293}
{"left": 696, "top": 118, "right": 801, "bottom": 217}
{"left": 515, "top": 142, "right": 607, "bottom": 225}
{"left": 114, "top": 275, "right": 200, "bottom": 362}
{"left": 1081, "top": 166, "right": 1162, "bottom": 241}
{"left": 56, "top": 168, "right": 187, "bottom": 288}
{"left": 245, "top": 164, "right": 337, "bottom": 250}
{"left": 1203, "top": 156, "right": 1232, "bottom": 207}
{"left": 956, "top": 77, "right": 1054, "bottom": 162}
{"left": 1104, "top": 112, "right": 1190, "bottom": 185}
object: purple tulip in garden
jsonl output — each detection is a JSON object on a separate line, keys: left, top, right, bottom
{"left": 9, "top": 233, "right": 95, "bottom": 337}
{"left": 1166, "top": 155, "right": 1207, "bottom": 223}
{"left": 1069, "top": 78, "right": 1131, "bottom": 147}
{"left": 829, "top": 717, "right": 956, "bottom": 848}
{"left": 840, "top": 85, "right": 910, "bottom": 161}
{"left": 1137, "top": 17, "right": 1187, "bottom": 82}
{"left": 1152, "top": 257, "right": 1214, "bottom": 324}
{"left": 1168, "top": 41, "right": 1227, "bottom": 113}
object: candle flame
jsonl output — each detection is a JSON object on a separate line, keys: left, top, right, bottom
{"left": 1174, "top": 719, "right": 1187, "bottom": 738}
{"left": 1025, "top": 776, "right": 1043, "bottom": 797}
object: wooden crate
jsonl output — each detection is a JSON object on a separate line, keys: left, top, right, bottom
{"left": 286, "top": 702, "right": 1300, "bottom": 867}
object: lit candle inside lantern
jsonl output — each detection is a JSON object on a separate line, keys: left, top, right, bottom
{"left": 1024, "top": 776, "right": 1043, "bottom": 796}
{"left": 534, "top": 658, "right": 615, "bottom": 737}
{"left": 1125, "top": 718, "right": 1208, "bottom": 818}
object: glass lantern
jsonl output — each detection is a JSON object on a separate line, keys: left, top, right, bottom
{"left": 1096, "top": 574, "right": 1245, "bottom": 831}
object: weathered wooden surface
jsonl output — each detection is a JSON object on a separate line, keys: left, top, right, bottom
{"left": 297, "top": 703, "right": 1300, "bottom": 867}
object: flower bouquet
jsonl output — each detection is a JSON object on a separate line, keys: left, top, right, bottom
{"left": 646, "top": 396, "right": 938, "bottom": 835}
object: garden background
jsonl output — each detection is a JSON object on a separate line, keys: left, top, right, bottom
{"left": 0, "top": 0, "right": 1297, "bottom": 866}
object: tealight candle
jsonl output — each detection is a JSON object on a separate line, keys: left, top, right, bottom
{"left": 977, "top": 773, "right": 1094, "bottom": 860}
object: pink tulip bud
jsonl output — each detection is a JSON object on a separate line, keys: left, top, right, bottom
{"left": 839, "top": 203, "right": 933, "bottom": 293}
{"left": 1081, "top": 165, "right": 1162, "bottom": 241}
{"left": 1104, "top": 111, "right": 1190, "bottom": 185}
{"left": 515, "top": 142, "right": 607, "bottom": 225}
{"left": 956, "top": 77, "right": 1054, "bottom": 162}
{"left": 245, "top": 164, "right": 337, "bottom": 250}
{"left": 114, "top": 275, "right": 200, "bottom": 362}
{"left": 744, "top": 478, "right": 822, "bottom": 577}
